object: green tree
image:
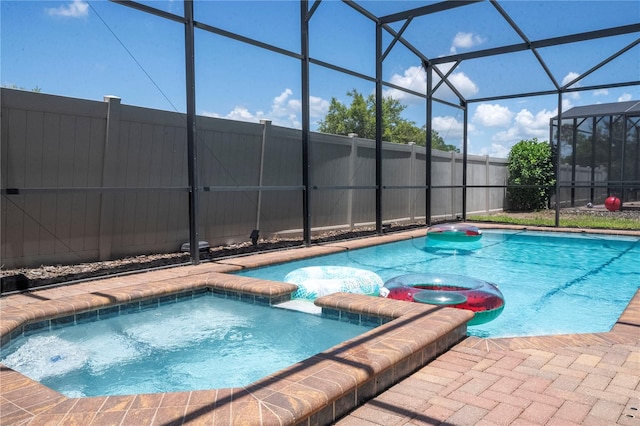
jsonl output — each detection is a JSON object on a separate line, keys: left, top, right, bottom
{"left": 507, "top": 138, "right": 556, "bottom": 211}
{"left": 318, "top": 89, "right": 458, "bottom": 152}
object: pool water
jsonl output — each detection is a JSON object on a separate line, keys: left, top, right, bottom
{"left": 0, "top": 294, "right": 373, "bottom": 397}
{"left": 238, "top": 230, "right": 640, "bottom": 338}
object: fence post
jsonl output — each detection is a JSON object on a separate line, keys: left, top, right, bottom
{"left": 347, "top": 133, "right": 357, "bottom": 230}
{"left": 409, "top": 142, "right": 416, "bottom": 221}
{"left": 99, "top": 95, "right": 121, "bottom": 261}
{"left": 451, "top": 150, "right": 456, "bottom": 218}
{"left": 485, "top": 155, "right": 490, "bottom": 214}
{"left": 256, "top": 119, "right": 271, "bottom": 234}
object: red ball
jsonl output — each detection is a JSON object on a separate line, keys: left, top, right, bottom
{"left": 604, "top": 196, "right": 621, "bottom": 211}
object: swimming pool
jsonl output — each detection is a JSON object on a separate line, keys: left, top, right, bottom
{"left": 1, "top": 228, "right": 637, "bottom": 425}
{"left": 237, "top": 230, "right": 640, "bottom": 338}
{"left": 0, "top": 291, "right": 374, "bottom": 397}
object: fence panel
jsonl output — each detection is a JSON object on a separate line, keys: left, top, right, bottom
{"left": 2, "top": 88, "right": 509, "bottom": 268}
{"left": 1, "top": 90, "right": 107, "bottom": 267}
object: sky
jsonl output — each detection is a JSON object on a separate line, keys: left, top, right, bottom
{"left": 2, "top": 0, "right": 639, "bottom": 158}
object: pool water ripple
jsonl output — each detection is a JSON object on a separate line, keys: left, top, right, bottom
{"left": 0, "top": 293, "right": 374, "bottom": 397}
{"left": 237, "top": 230, "right": 640, "bottom": 338}
{"left": 535, "top": 237, "right": 640, "bottom": 304}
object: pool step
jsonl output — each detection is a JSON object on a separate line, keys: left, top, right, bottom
{"left": 274, "top": 299, "right": 322, "bottom": 315}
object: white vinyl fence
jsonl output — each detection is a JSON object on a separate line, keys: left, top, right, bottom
{"left": 1, "top": 88, "right": 513, "bottom": 268}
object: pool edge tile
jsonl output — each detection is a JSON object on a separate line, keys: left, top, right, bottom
{"left": 1, "top": 228, "right": 639, "bottom": 426}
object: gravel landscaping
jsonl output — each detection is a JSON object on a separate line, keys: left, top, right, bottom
{"left": 2, "top": 207, "right": 638, "bottom": 293}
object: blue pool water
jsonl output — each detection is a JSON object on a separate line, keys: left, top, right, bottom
{"left": 237, "top": 230, "right": 640, "bottom": 338}
{"left": 0, "top": 293, "right": 373, "bottom": 397}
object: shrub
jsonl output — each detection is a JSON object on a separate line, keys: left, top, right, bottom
{"left": 507, "top": 138, "right": 555, "bottom": 211}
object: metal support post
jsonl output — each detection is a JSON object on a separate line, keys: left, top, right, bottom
{"left": 554, "top": 93, "right": 563, "bottom": 227}
{"left": 184, "top": 0, "right": 200, "bottom": 263}
{"left": 301, "top": 0, "right": 311, "bottom": 245}
{"left": 375, "top": 23, "right": 383, "bottom": 234}
{"left": 425, "top": 62, "right": 433, "bottom": 226}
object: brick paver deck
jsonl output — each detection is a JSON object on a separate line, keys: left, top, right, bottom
{"left": 1, "top": 226, "right": 639, "bottom": 425}
{"left": 337, "top": 301, "right": 640, "bottom": 425}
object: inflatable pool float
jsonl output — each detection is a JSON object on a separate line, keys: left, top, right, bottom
{"left": 427, "top": 223, "right": 482, "bottom": 242}
{"left": 284, "top": 266, "right": 382, "bottom": 301}
{"left": 380, "top": 273, "right": 504, "bottom": 325}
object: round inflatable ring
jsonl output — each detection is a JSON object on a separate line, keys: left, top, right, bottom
{"left": 413, "top": 290, "right": 467, "bottom": 306}
{"left": 284, "top": 266, "right": 383, "bottom": 301}
{"left": 381, "top": 273, "right": 504, "bottom": 325}
{"left": 427, "top": 223, "right": 482, "bottom": 242}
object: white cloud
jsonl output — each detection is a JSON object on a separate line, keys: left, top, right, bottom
{"left": 435, "top": 62, "right": 456, "bottom": 74}
{"left": 618, "top": 93, "right": 632, "bottom": 102}
{"left": 561, "top": 72, "right": 581, "bottom": 88}
{"left": 491, "top": 127, "right": 521, "bottom": 144}
{"left": 46, "top": 0, "right": 88, "bottom": 17}
{"left": 385, "top": 66, "right": 426, "bottom": 97}
{"left": 514, "top": 109, "right": 554, "bottom": 135}
{"left": 593, "top": 89, "right": 609, "bottom": 96}
{"left": 561, "top": 72, "right": 581, "bottom": 100}
{"left": 449, "top": 32, "right": 486, "bottom": 54}
{"left": 201, "top": 88, "right": 329, "bottom": 129}
{"left": 492, "top": 108, "right": 554, "bottom": 144}
{"left": 432, "top": 115, "right": 473, "bottom": 140}
{"left": 309, "top": 96, "right": 330, "bottom": 120}
{"left": 469, "top": 106, "right": 557, "bottom": 157}
{"left": 472, "top": 104, "right": 514, "bottom": 127}
{"left": 478, "top": 143, "right": 511, "bottom": 159}
{"left": 268, "top": 88, "right": 300, "bottom": 127}
{"left": 446, "top": 72, "right": 479, "bottom": 98}
{"left": 383, "top": 65, "right": 479, "bottom": 103}
{"left": 223, "top": 107, "right": 257, "bottom": 121}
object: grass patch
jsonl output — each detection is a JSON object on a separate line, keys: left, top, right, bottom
{"left": 469, "top": 215, "right": 554, "bottom": 227}
{"left": 469, "top": 213, "right": 640, "bottom": 230}
{"left": 558, "top": 216, "right": 640, "bottom": 230}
